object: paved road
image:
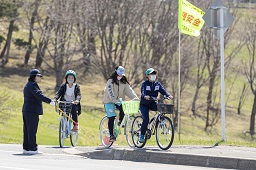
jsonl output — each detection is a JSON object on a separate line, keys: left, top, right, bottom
{"left": 0, "top": 144, "right": 226, "bottom": 170}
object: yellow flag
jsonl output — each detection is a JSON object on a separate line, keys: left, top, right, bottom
{"left": 178, "top": 0, "right": 205, "bottom": 36}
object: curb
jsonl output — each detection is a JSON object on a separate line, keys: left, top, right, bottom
{"left": 76, "top": 147, "right": 256, "bottom": 170}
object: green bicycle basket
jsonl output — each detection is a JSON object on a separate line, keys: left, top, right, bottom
{"left": 121, "top": 100, "right": 140, "bottom": 116}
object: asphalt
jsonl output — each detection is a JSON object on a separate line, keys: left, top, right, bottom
{"left": 64, "top": 145, "right": 256, "bottom": 170}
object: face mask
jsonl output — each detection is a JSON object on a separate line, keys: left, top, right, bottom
{"left": 67, "top": 79, "right": 74, "bottom": 84}
{"left": 149, "top": 75, "right": 156, "bottom": 81}
{"left": 117, "top": 76, "right": 122, "bottom": 80}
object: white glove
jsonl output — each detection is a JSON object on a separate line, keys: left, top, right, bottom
{"left": 50, "top": 100, "right": 55, "bottom": 106}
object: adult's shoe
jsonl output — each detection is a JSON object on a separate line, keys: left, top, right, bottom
{"left": 23, "top": 149, "right": 29, "bottom": 155}
{"left": 27, "top": 150, "right": 43, "bottom": 155}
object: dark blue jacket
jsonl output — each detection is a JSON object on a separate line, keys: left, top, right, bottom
{"left": 22, "top": 80, "right": 52, "bottom": 115}
{"left": 140, "top": 80, "right": 170, "bottom": 105}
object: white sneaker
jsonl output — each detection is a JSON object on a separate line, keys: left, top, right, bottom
{"left": 23, "top": 149, "right": 29, "bottom": 155}
{"left": 27, "top": 150, "right": 43, "bottom": 155}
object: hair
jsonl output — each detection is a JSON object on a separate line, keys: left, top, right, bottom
{"left": 28, "top": 75, "right": 36, "bottom": 81}
{"left": 108, "top": 71, "right": 130, "bottom": 85}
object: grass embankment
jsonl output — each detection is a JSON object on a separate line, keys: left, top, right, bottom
{"left": 0, "top": 64, "right": 255, "bottom": 148}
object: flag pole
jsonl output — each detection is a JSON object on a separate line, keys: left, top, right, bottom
{"left": 178, "top": 30, "right": 181, "bottom": 141}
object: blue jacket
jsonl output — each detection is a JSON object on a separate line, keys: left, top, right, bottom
{"left": 22, "top": 80, "right": 52, "bottom": 115}
{"left": 140, "top": 80, "right": 170, "bottom": 105}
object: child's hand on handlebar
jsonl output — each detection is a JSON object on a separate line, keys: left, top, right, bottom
{"left": 144, "top": 95, "right": 150, "bottom": 100}
{"left": 113, "top": 99, "right": 119, "bottom": 104}
{"left": 72, "top": 100, "right": 80, "bottom": 105}
{"left": 167, "top": 95, "right": 173, "bottom": 100}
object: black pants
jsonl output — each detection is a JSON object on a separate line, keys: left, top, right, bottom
{"left": 61, "top": 104, "right": 79, "bottom": 126}
{"left": 108, "top": 104, "right": 124, "bottom": 136}
{"left": 22, "top": 112, "right": 39, "bottom": 151}
{"left": 71, "top": 104, "right": 79, "bottom": 125}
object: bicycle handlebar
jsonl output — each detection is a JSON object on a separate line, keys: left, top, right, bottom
{"left": 56, "top": 100, "right": 74, "bottom": 104}
{"left": 149, "top": 95, "right": 172, "bottom": 101}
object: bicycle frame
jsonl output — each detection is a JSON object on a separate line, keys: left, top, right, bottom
{"left": 56, "top": 101, "right": 77, "bottom": 126}
{"left": 55, "top": 101, "right": 79, "bottom": 147}
{"left": 60, "top": 112, "right": 72, "bottom": 136}
{"left": 146, "top": 112, "right": 161, "bottom": 137}
{"left": 99, "top": 110, "right": 135, "bottom": 148}
{"left": 113, "top": 113, "right": 130, "bottom": 138}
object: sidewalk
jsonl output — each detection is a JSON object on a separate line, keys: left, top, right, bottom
{"left": 70, "top": 145, "right": 256, "bottom": 170}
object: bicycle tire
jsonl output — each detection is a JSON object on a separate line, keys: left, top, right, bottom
{"left": 131, "top": 115, "right": 146, "bottom": 148}
{"left": 125, "top": 115, "right": 135, "bottom": 147}
{"left": 155, "top": 116, "right": 174, "bottom": 150}
{"left": 70, "top": 119, "right": 79, "bottom": 147}
{"left": 99, "top": 116, "right": 114, "bottom": 148}
{"left": 59, "top": 118, "right": 65, "bottom": 148}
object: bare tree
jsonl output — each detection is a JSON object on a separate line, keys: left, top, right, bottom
{"left": 191, "top": 4, "right": 244, "bottom": 131}
{"left": 23, "top": 0, "right": 41, "bottom": 66}
{"left": 237, "top": 83, "right": 248, "bottom": 115}
{"left": 0, "top": 0, "right": 21, "bottom": 66}
{"left": 74, "top": 0, "right": 95, "bottom": 74}
{"left": 30, "top": 0, "right": 87, "bottom": 89}
{"left": 243, "top": 11, "right": 256, "bottom": 137}
{"left": 90, "top": 0, "right": 145, "bottom": 82}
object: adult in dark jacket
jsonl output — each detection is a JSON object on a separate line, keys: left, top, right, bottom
{"left": 139, "top": 68, "right": 173, "bottom": 143}
{"left": 54, "top": 70, "right": 82, "bottom": 132}
{"left": 22, "top": 69, "right": 55, "bottom": 155}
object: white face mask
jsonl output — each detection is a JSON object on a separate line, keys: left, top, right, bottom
{"left": 149, "top": 75, "right": 156, "bottom": 81}
{"left": 67, "top": 79, "right": 74, "bottom": 84}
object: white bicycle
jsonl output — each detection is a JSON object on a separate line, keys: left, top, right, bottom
{"left": 55, "top": 101, "right": 79, "bottom": 148}
{"left": 99, "top": 100, "right": 140, "bottom": 148}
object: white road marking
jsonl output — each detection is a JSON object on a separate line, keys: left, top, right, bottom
{"left": 0, "top": 166, "right": 37, "bottom": 170}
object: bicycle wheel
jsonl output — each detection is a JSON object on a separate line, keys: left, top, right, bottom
{"left": 155, "top": 116, "right": 174, "bottom": 150}
{"left": 99, "top": 116, "right": 113, "bottom": 148}
{"left": 125, "top": 115, "right": 135, "bottom": 147}
{"left": 59, "top": 118, "right": 66, "bottom": 148}
{"left": 131, "top": 115, "right": 146, "bottom": 148}
{"left": 70, "top": 120, "right": 78, "bottom": 147}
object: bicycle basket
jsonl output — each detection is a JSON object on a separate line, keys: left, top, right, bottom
{"left": 157, "top": 103, "right": 174, "bottom": 114}
{"left": 122, "top": 101, "right": 140, "bottom": 116}
{"left": 59, "top": 103, "right": 73, "bottom": 113}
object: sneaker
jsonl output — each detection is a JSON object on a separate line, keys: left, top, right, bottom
{"left": 27, "top": 150, "right": 43, "bottom": 155}
{"left": 72, "top": 123, "right": 79, "bottom": 132}
{"left": 118, "top": 120, "right": 125, "bottom": 128}
{"left": 139, "top": 135, "right": 145, "bottom": 143}
{"left": 109, "top": 135, "right": 116, "bottom": 142}
{"left": 23, "top": 149, "right": 29, "bottom": 155}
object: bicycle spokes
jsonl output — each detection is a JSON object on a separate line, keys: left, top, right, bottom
{"left": 131, "top": 116, "right": 146, "bottom": 148}
{"left": 99, "top": 116, "right": 113, "bottom": 148}
{"left": 156, "top": 116, "right": 174, "bottom": 150}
